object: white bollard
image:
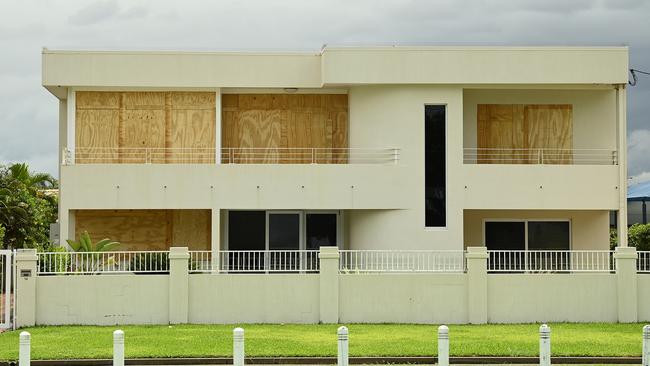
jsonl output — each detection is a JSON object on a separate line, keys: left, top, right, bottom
{"left": 113, "top": 330, "right": 124, "bottom": 366}
{"left": 539, "top": 324, "right": 551, "bottom": 366}
{"left": 337, "top": 326, "right": 349, "bottom": 366}
{"left": 438, "top": 325, "right": 449, "bottom": 366}
{"left": 233, "top": 327, "right": 245, "bottom": 366}
{"left": 641, "top": 325, "right": 650, "bottom": 366}
{"left": 19, "top": 331, "right": 30, "bottom": 366}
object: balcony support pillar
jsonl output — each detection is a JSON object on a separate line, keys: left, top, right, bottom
{"left": 616, "top": 85, "right": 628, "bottom": 247}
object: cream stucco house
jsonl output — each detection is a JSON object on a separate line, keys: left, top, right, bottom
{"left": 43, "top": 45, "right": 629, "bottom": 267}
{"left": 13, "top": 45, "right": 650, "bottom": 327}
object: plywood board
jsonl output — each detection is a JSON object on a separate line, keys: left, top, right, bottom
{"left": 75, "top": 91, "right": 216, "bottom": 164}
{"left": 75, "top": 209, "right": 211, "bottom": 251}
{"left": 477, "top": 104, "right": 572, "bottom": 164}
{"left": 222, "top": 94, "right": 348, "bottom": 164}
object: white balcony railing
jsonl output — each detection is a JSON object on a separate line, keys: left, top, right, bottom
{"left": 339, "top": 250, "right": 466, "bottom": 273}
{"left": 190, "top": 250, "right": 320, "bottom": 273}
{"left": 639, "top": 251, "right": 650, "bottom": 273}
{"left": 62, "top": 147, "right": 400, "bottom": 165}
{"left": 487, "top": 250, "right": 615, "bottom": 273}
{"left": 37, "top": 251, "right": 170, "bottom": 275}
{"left": 463, "top": 148, "right": 617, "bottom": 165}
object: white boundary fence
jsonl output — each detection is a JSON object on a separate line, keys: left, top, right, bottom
{"left": 339, "top": 250, "right": 465, "bottom": 273}
{"left": 639, "top": 251, "right": 650, "bottom": 273}
{"left": 189, "top": 250, "right": 320, "bottom": 273}
{"left": 487, "top": 250, "right": 615, "bottom": 273}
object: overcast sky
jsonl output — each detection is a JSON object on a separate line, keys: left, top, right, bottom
{"left": 1, "top": 0, "right": 649, "bottom": 182}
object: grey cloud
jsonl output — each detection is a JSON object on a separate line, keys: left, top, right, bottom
{"left": 68, "top": 0, "right": 121, "bottom": 26}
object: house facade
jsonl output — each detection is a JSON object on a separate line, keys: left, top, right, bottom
{"left": 43, "top": 46, "right": 629, "bottom": 256}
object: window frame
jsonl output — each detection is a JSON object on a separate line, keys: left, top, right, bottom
{"left": 482, "top": 218, "right": 572, "bottom": 251}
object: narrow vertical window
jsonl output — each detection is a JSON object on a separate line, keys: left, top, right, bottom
{"left": 425, "top": 105, "right": 446, "bottom": 227}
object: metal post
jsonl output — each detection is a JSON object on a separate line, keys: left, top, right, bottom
{"left": 337, "top": 326, "right": 349, "bottom": 366}
{"left": 113, "top": 330, "right": 124, "bottom": 366}
{"left": 539, "top": 324, "right": 551, "bottom": 366}
{"left": 438, "top": 325, "right": 449, "bottom": 366}
{"left": 641, "top": 325, "right": 650, "bottom": 366}
{"left": 19, "top": 331, "right": 30, "bottom": 366}
{"left": 233, "top": 327, "right": 245, "bottom": 366}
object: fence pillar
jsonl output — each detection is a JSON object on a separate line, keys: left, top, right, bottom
{"left": 319, "top": 246, "right": 340, "bottom": 323}
{"left": 337, "top": 326, "right": 349, "bottom": 366}
{"left": 466, "top": 247, "right": 488, "bottom": 324}
{"left": 539, "top": 324, "right": 551, "bottom": 366}
{"left": 233, "top": 327, "right": 245, "bottom": 366}
{"left": 15, "top": 249, "right": 38, "bottom": 328}
{"left": 113, "top": 330, "right": 124, "bottom": 366}
{"left": 168, "top": 247, "right": 189, "bottom": 324}
{"left": 437, "top": 325, "right": 449, "bottom": 366}
{"left": 19, "top": 331, "right": 30, "bottom": 366}
{"left": 614, "top": 246, "right": 637, "bottom": 323}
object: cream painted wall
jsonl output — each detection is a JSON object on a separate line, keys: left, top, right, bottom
{"left": 188, "top": 274, "right": 320, "bottom": 324}
{"left": 36, "top": 275, "right": 169, "bottom": 325}
{"left": 638, "top": 276, "right": 650, "bottom": 321}
{"left": 487, "top": 274, "right": 618, "bottom": 323}
{"left": 463, "top": 209, "right": 611, "bottom": 250}
{"left": 339, "top": 274, "right": 468, "bottom": 324}
{"left": 462, "top": 89, "right": 617, "bottom": 150}
{"left": 346, "top": 85, "right": 464, "bottom": 250}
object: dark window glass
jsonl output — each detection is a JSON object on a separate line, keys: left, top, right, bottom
{"left": 306, "top": 213, "right": 337, "bottom": 250}
{"left": 528, "top": 221, "right": 570, "bottom": 250}
{"left": 228, "top": 211, "right": 265, "bottom": 250}
{"left": 425, "top": 105, "right": 446, "bottom": 227}
{"left": 268, "top": 214, "right": 300, "bottom": 250}
{"left": 485, "top": 222, "right": 526, "bottom": 250}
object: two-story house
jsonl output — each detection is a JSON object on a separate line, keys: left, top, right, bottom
{"left": 42, "top": 45, "right": 629, "bottom": 269}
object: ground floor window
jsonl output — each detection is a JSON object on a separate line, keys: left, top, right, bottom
{"left": 485, "top": 219, "right": 571, "bottom": 271}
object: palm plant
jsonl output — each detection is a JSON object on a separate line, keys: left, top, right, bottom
{"left": 66, "top": 231, "right": 120, "bottom": 273}
{"left": 7, "top": 163, "right": 57, "bottom": 189}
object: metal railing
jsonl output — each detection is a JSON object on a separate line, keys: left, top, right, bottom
{"left": 487, "top": 250, "right": 615, "bottom": 273}
{"left": 339, "top": 250, "right": 466, "bottom": 273}
{"left": 639, "top": 251, "right": 650, "bottom": 273}
{"left": 190, "top": 250, "right": 320, "bottom": 273}
{"left": 63, "top": 147, "right": 400, "bottom": 165}
{"left": 37, "top": 251, "right": 170, "bottom": 275}
{"left": 463, "top": 148, "right": 617, "bottom": 165}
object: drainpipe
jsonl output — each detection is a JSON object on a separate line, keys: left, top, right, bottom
{"left": 643, "top": 199, "right": 647, "bottom": 225}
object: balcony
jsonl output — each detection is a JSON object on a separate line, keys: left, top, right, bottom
{"left": 463, "top": 148, "right": 617, "bottom": 165}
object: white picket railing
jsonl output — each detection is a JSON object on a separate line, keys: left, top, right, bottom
{"left": 639, "top": 251, "right": 650, "bottom": 273}
{"left": 189, "top": 250, "right": 320, "bottom": 273}
{"left": 63, "top": 147, "right": 400, "bottom": 165}
{"left": 487, "top": 250, "right": 615, "bottom": 273}
{"left": 37, "top": 251, "right": 170, "bottom": 274}
{"left": 339, "top": 250, "right": 466, "bottom": 273}
{"left": 463, "top": 148, "right": 617, "bottom": 165}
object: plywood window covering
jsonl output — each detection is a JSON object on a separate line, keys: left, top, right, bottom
{"left": 75, "top": 91, "right": 216, "bottom": 163}
{"left": 74, "top": 209, "right": 211, "bottom": 251}
{"left": 477, "top": 104, "right": 573, "bottom": 164}
{"left": 221, "top": 94, "right": 348, "bottom": 163}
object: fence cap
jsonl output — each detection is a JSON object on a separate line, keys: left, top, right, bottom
{"left": 319, "top": 246, "right": 340, "bottom": 259}
{"left": 465, "top": 246, "right": 489, "bottom": 259}
{"left": 16, "top": 249, "right": 38, "bottom": 260}
{"left": 169, "top": 247, "right": 190, "bottom": 259}
{"left": 614, "top": 246, "right": 637, "bottom": 259}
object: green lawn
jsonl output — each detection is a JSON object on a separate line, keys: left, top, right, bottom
{"left": 0, "top": 323, "right": 646, "bottom": 360}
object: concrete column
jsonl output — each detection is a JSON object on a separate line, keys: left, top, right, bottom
{"left": 210, "top": 209, "right": 220, "bottom": 272}
{"left": 615, "top": 246, "right": 637, "bottom": 323}
{"left": 15, "top": 249, "right": 38, "bottom": 328}
{"left": 215, "top": 88, "right": 222, "bottom": 164}
{"left": 168, "top": 247, "right": 189, "bottom": 324}
{"left": 466, "top": 246, "right": 488, "bottom": 324}
{"left": 319, "top": 246, "right": 340, "bottom": 323}
{"left": 616, "top": 85, "right": 628, "bottom": 247}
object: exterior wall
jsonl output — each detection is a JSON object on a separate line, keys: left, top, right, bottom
{"left": 638, "top": 276, "right": 650, "bottom": 321}
{"left": 35, "top": 275, "right": 169, "bottom": 325}
{"left": 463, "top": 209, "right": 610, "bottom": 249}
{"left": 188, "top": 275, "right": 320, "bottom": 324}
{"left": 487, "top": 274, "right": 618, "bottom": 323}
{"left": 347, "top": 85, "right": 463, "bottom": 250}
{"left": 339, "top": 274, "right": 468, "bottom": 323}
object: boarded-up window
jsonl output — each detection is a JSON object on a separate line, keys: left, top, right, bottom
{"left": 477, "top": 104, "right": 573, "bottom": 164}
{"left": 75, "top": 92, "right": 216, "bottom": 164}
{"left": 221, "top": 94, "right": 348, "bottom": 163}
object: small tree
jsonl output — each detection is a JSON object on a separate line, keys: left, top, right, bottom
{"left": 66, "top": 231, "right": 120, "bottom": 252}
{"left": 610, "top": 223, "right": 650, "bottom": 251}
{"left": 0, "top": 223, "right": 5, "bottom": 247}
